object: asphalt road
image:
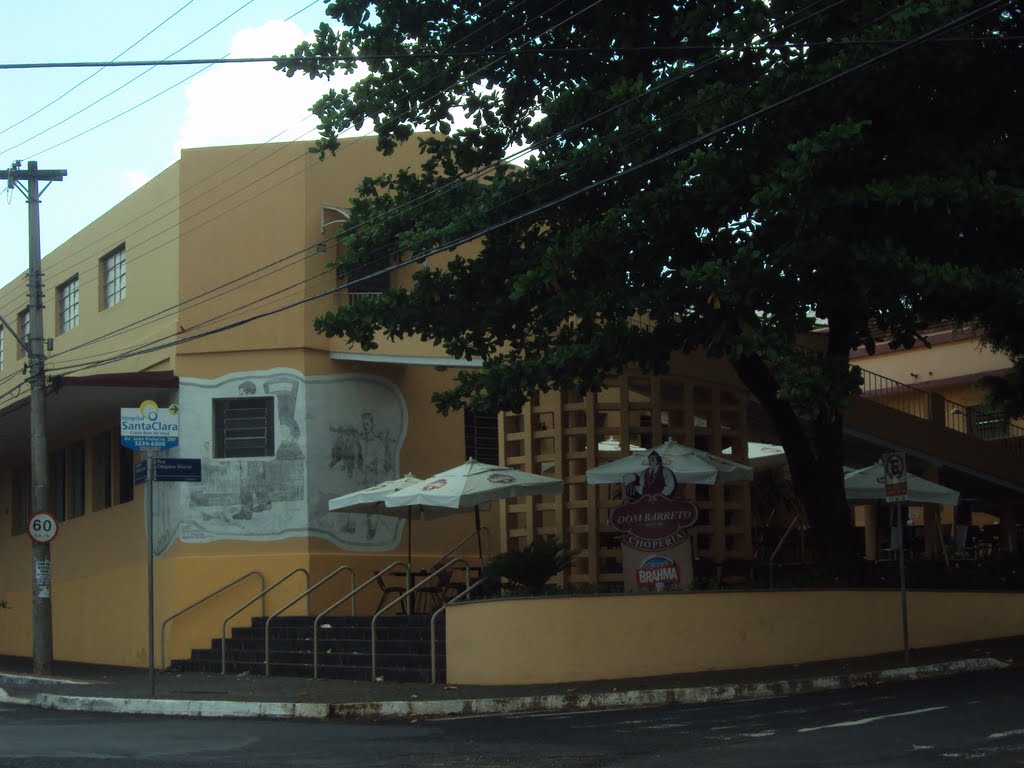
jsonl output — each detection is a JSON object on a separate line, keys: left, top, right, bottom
{"left": 0, "top": 670, "right": 1022, "bottom": 767}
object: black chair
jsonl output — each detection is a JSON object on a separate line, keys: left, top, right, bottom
{"left": 375, "top": 572, "right": 408, "bottom": 614}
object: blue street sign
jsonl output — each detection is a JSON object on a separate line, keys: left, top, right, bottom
{"left": 134, "top": 459, "right": 148, "bottom": 486}
{"left": 153, "top": 458, "right": 202, "bottom": 483}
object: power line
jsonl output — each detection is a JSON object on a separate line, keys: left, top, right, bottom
{"left": 4, "top": 0, "right": 600, "bottom": 338}
{"left": 2, "top": 35, "right": 1018, "bottom": 70}
{"left": 1, "top": 0, "right": 254, "bottom": 157}
{"left": 40, "top": 0, "right": 856, "bottom": 370}
{"left": 50, "top": 0, "right": 997, "bottom": 380}
{"left": 0, "top": 0, "right": 198, "bottom": 139}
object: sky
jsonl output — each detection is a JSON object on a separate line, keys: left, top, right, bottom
{"left": 0, "top": 1, "right": 360, "bottom": 289}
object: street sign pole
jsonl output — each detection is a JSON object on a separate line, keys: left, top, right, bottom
{"left": 884, "top": 451, "right": 910, "bottom": 665}
{"left": 146, "top": 449, "right": 155, "bottom": 697}
{"left": 895, "top": 502, "right": 909, "bottom": 665}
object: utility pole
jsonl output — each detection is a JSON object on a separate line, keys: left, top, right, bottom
{"left": 7, "top": 161, "right": 67, "bottom": 675}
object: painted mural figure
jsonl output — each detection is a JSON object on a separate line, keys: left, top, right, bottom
{"left": 233, "top": 463, "right": 272, "bottom": 520}
{"left": 624, "top": 451, "right": 677, "bottom": 499}
{"left": 264, "top": 376, "right": 304, "bottom": 459}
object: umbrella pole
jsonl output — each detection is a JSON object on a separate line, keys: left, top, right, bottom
{"left": 475, "top": 505, "right": 484, "bottom": 566}
{"left": 406, "top": 507, "right": 413, "bottom": 615}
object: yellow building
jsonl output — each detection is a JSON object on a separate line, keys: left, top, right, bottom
{"left": 0, "top": 139, "right": 1020, "bottom": 674}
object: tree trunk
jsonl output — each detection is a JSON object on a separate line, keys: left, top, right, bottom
{"left": 731, "top": 354, "right": 857, "bottom": 572}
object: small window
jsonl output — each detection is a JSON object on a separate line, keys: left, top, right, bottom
{"left": 337, "top": 255, "right": 389, "bottom": 305}
{"left": 101, "top": 246, "right": 126, "bottom": 308}
{"left": 0, "top": 326, "right": 5, "bottom": 371}
{"left": 970, "top": 404, "right": 1009, "bottom": 440}
{"left": 214, "top": 397, "right": 275, "bottom": 458}
{"left": 16, "top": 309, "right": 28, "bottom": 359}
{"left": 58, "top": 275, "right": 80, "bottom": 333}
{"left": 465, "top": 410, "right": 499, "bottom": 465}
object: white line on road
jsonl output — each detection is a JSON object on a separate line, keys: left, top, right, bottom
{"left": 989, "top": 729, "right": 1024, "bottom": 740}
{"left": 798, "top": 706, "right": 947, "bottom": 732}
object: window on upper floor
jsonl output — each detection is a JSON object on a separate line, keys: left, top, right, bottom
{"left": 58, "top": 275, "right": 79, "bottom": 333}
{"left": 213, "top": 397, "right": 275, "bottom": 458}
{"left": 0, "top": 326, "right": 5, "bottom": 371}
{"left": 16, "top": 309, "right": 28, "bottom": 359}
{"left": 101, "top": 246, "right": 126, "bottom": 309}
{"left": 465, "top": 410, "right": 499, "bottom": 465}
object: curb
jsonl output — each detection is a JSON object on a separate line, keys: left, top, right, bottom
{"left": 17, "top": 658, "right": 1008, "bottom": 721}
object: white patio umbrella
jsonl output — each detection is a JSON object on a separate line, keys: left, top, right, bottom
{"left": 844, "top": 464, "right": 960, "bottom": 506}
{"left": 328, "top": 474, "right": 425, "bottom": 565}
{"left": 585, "top": 437, "right": 754, "bottom": 487}
{"left": 384, "top": 459, "right": 564, "bottom": 562}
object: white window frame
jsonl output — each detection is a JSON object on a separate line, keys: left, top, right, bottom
{"left": 58, "top": 275, "right": 79, "bottom": 333}
{"left": 101, "top": 246, "right": 126, "bottom": 308}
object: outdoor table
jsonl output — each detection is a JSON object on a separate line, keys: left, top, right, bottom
{"left": 375, "top": 569, "right": 445, "bottom": 614}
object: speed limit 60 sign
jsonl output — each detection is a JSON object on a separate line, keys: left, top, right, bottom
{"left": 28, "top": 511, "right": 59, "bottom": 543}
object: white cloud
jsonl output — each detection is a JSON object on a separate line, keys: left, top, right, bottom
{"left": 174, "top": 20, "right": 357, "bottom": 155}
{"left": 120, "top": 169, "right": 152, "bottom": 194}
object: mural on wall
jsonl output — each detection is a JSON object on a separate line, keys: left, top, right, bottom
{"left": 152, "top": 368, "right": 407, "bottom": 556}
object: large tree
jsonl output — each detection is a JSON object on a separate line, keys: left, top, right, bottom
{"left": 280, "top": 0, "right": 1023, "bottom": 565}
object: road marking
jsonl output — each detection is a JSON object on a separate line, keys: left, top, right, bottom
{"left": 989, "top": 729, "right": 1024, "bottom": 740}
{"left": 798, "top": 706, "right": 947, "bottom": 732}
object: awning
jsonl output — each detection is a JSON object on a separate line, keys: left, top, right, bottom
{"left": 0, "top": 371, "right": 178, "bottom": 459}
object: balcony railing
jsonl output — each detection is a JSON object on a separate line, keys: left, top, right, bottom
{"left": 857, "top": 367, "right": 1024, "bottom": 454}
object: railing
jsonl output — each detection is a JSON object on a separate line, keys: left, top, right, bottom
{"left": 311, "top": 560, "right": 410, "bottom": 680}
{"left": 428, "top": 527, "right": 491, "bottom": 572}
{"left": 857, "top": 368, "right": 931, "bottom": 420}
{"left": 220, "top": 568, "right": 310, "bottom": 674}
{"left": 160, "top": 570, "right": 264, "bottom": 670}
{"left": 857, "top": 367, "right": 1024, "bottom": 454}
{"left": 370, "top": 558, "right": 472, "bottom": 681}
{"left": 768, "top": 516, "right": 803, "bottom": 590}
{"left": 429, "top": 577, "right": 490, "bottom": 684}
{"left": 264, "top": 565, "right": 356, "bottom": 676}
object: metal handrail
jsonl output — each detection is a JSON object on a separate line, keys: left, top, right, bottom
{"left": 768, "top": 516, "right": 803, "bottom": 589}
{"left": 429, "top": 576, "right": 490, "bottom": 684}
{"left": 264, "top": 565, "right": 356, "bottom": 676}
{"left": 311, "top": 560, "right": 410, "bottom": 679}
{"left": 371, "top": 557, "right": 472, "bottom": 681}
{"left": 428, "top": 527, "right": 491, "bottom": 572}
{"left": 221, "top": 568, "right": 309, "bottom": 675}
{"left": 160, "top": 570, "right": 264, "bottom": 670}
{"left": 858, "top": 366, "right": 1024, "bottom": 450}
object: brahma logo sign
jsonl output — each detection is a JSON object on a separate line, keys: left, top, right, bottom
{"left": 636, "top": 555, "right": 681, "bottom": 589}
{"left": 487, "top": 473, "right": 515, "bottom": 484}
{"left": 609, "top": 496, "right": 699, "bottom": 551}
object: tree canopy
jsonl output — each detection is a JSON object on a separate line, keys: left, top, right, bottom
{"left": 280, "top": 0, "right": 1023, "bottom": 564}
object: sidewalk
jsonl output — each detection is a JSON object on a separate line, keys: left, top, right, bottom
{"left": 0, "top": 636, "right": 1019, "bottom": 721}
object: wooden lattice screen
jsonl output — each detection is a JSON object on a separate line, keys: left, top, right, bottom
{"left": 500, "top": 371, "right": 752, "bottom": 587}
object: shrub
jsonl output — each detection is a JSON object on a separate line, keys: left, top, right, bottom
{"left": 483, "top": 538, "right": 577, "bottom": 596}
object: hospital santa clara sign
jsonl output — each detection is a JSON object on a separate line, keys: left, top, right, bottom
{"left": 120, "top": 400, "right": 180, "bottom": 451}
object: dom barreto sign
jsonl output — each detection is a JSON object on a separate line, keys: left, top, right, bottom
{"left": 610, "top": 451, "right": 700, "bottom": 591}
{"left": 120, "top": 401, "right": 179, "bottom": 452}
